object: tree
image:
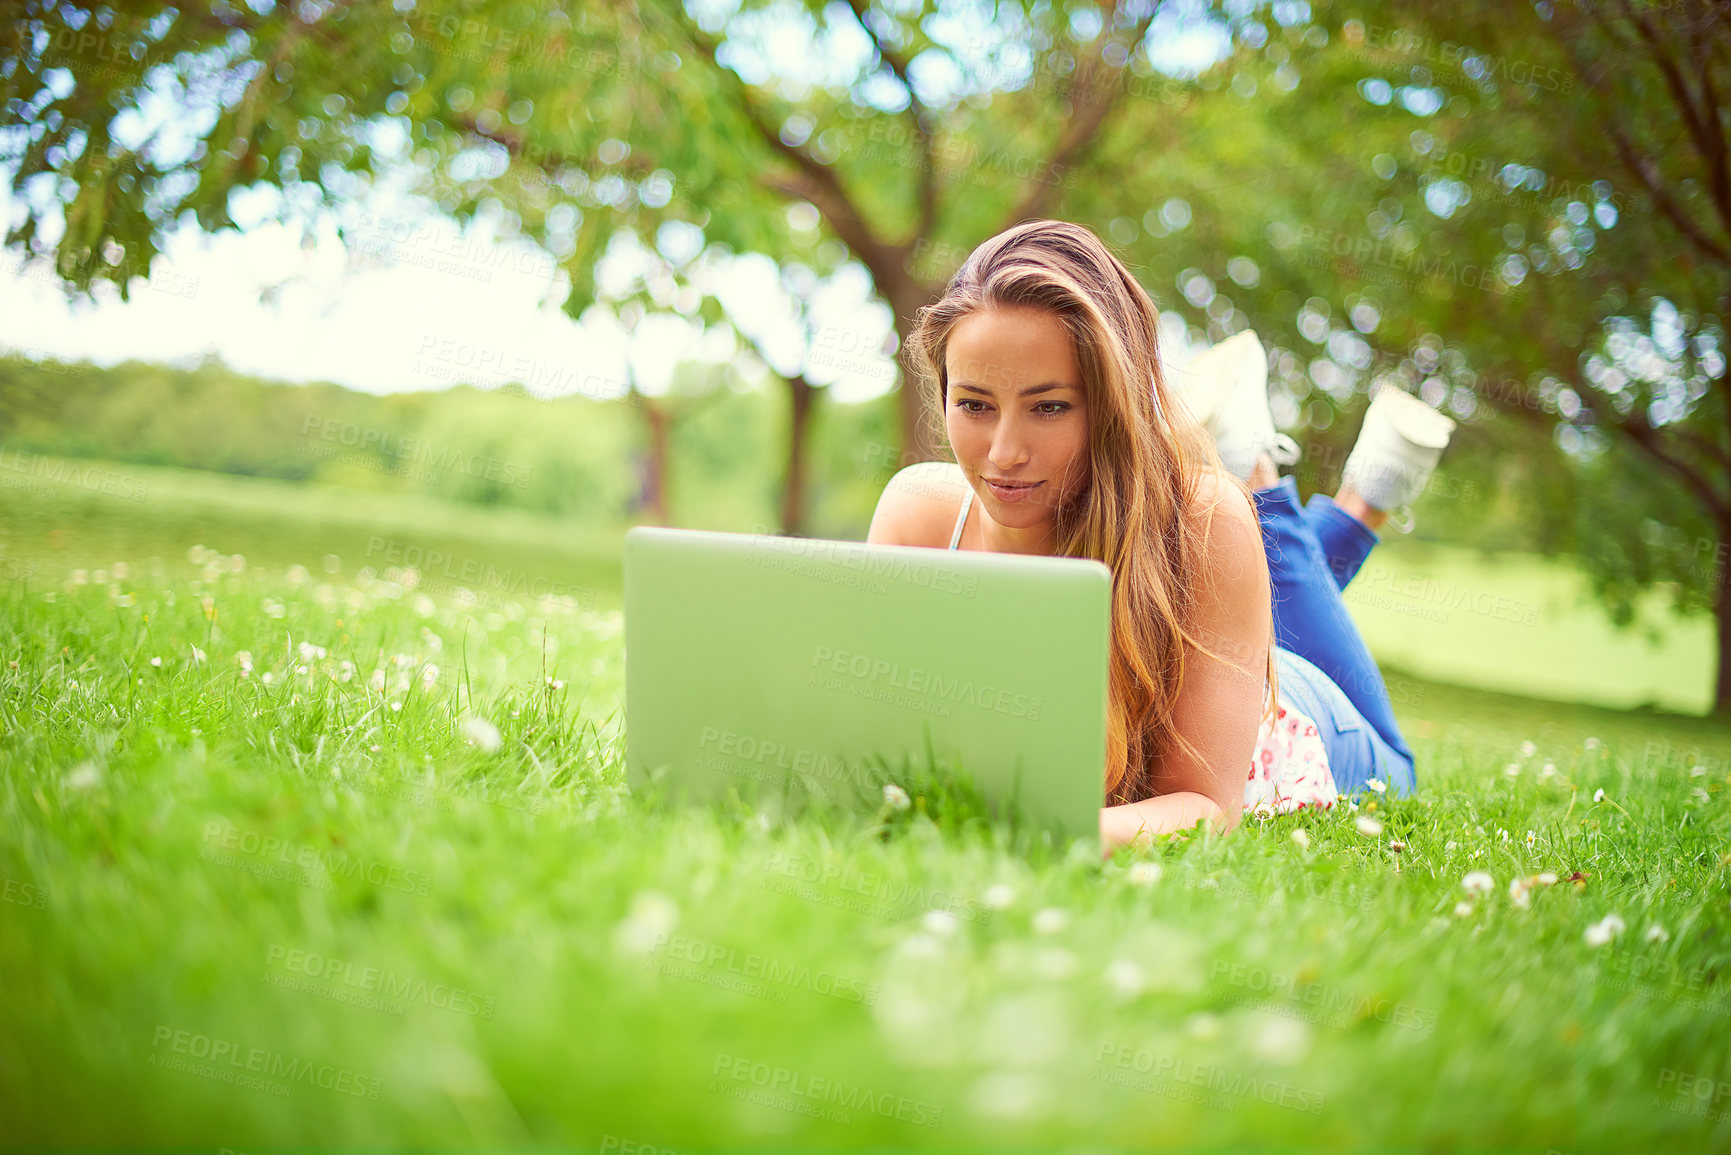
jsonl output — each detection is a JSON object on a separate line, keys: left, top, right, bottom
{"left": 1282, "top": 0, "right": 1731, "bottom": 709}
{"left": 2, "top": 0, "right": 1188, "bottom": 472}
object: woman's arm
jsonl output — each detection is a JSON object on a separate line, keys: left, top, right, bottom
{"left": 1101, "top": 791, "right": 1226, "bottom": 851}
{"left": 1100, "top": 474, "right": 1271, "bottom": 846}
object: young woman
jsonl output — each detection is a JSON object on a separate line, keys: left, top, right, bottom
{"left": 865, "top": 220, "right": 1456, "bottom": 850}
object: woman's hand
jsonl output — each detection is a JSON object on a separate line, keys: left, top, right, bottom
{"left": 1099, "top": 792, "right": 1230, "bottom": 857}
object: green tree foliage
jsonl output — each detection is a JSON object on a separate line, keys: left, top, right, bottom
{"left": 1274, "top": 0, "right": 1731, "bottom": 706}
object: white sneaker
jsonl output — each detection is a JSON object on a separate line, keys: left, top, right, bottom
{"left": 1340, "top": 384, "right": 1457, "bottom": 529}
{"left": 1166, "top": 329, "right": 1300, "bottom": 482}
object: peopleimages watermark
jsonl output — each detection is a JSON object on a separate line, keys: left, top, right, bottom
{"left": 1192, "top": 867, "right": 1380, "bottom": 913}
{"left": 0, "top": 449, "right": 150, "bottom": 502}
{"left": 1286, "top": 441, "right": 1480, "bottom": 507}
{"left": 264, "top": 943, "right": 497, "bottom": 1019}
{"left": 1640, "top": 736, "right": 1731, "bottom": 779}
{"left": 348, "top": 767, "right": 550, "bottom": 817}
{"left": 1343, "top": 564, "right": 1541, "bottom": 628}
{"left": 1, "top": 875, "right": 47, "bottom": 911}
{"left": 407, "top": 11, "right": 652, "bottom": 84}
{"left": 905, "top": 237, "right": 974, "bottom": 281}
{"left": 345, "top": 209, "right": 556, "bottom": 282}
{"left": 856, "top": 121, "right": 1075, "bottom": 193}
{"left": 300, "top": 416, "right": 535, "bottom": 489}
{"left": 598, "top": 1137, "right": 686, "bottom": 1155}
{"left": 12, "top": 253, "right": 200, "bottom": 301}
{"left": 1208, "top": 960, "right": 1439, "bottom": 1034}
{"left": 200, "top": 820, "right": 433, "bottom": 898}
{"left": 952, "top": 31, "right": 1200, "bottom": 112}
{"left": 1341, "top": 20, "right": 1574, "bottom": 93}
{"left": 1094, "top": 1042, "right": 1328, "bottom": 1115}
{"left": 758, "top": 849, "right": 987, "bottom": 924}
{"left": 710, "top": 1053, "right": 944, "bottom": 1128}
{"left": 694, "top": 725, "right": 873, "bottom": 800}
{"left": 411, "top": 333, "right": 625, "bottom": 399}
{"left": 743, "top": 528, "right": 980, "bottom": 600}
{"left": 807, "top": 324, "right": 896, "bottom": 385}
{"left": 1297, "top": 226, "right": 1515, "bottom": 298}
{"left": 148, "top": 1024, "right": 383, "bottom": 1100}
{"left": 1416, "top": 143, "right": 1618, "bottom": 212}
{"left": 1595, "top": 949, "right": 1731, "bottom": 1017}
{"left": 810, "top": 644, "right": 1044, "bottom": 721}
{"left": 39, "top": 24, "right": 173, "bottom": 67}
{"left": 363, "top": 537, "right": 598, "bottom": 611}
{"left": 645, "top": 932, "right": 879, "bottom": 1007}
{"left": 1654, "top": 1067, "right": 1731, "bottom": 1124}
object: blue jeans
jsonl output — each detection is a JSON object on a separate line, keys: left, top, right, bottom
{"left": 1253, "top": 477, "right": 1417, "bottom": 797}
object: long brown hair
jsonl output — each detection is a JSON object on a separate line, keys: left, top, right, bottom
{"left": 904, "top": 219, "right": 1279, "bottom": 805}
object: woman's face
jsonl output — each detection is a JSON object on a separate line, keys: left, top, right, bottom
{"left": 944, "top": 305, "right": 1091, "bottom": 540}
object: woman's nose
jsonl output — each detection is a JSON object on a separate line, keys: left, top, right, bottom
{"left": 989, "top": 438, "right": 1028, "bottom": 469}
{"left": 988, "top": 416, "right": 1032, "bottom": 467}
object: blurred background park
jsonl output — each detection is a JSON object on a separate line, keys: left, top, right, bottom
{"left": 2, "top": 0, "right": 1727, "bottom": 716}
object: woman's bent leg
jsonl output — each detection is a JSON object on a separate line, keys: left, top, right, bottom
{"left": 1303, "top": 493, "right": 1379, "bottom": 591}
{"left": 1251, "top": 476, "right": 1414, "bottom": 768}
{"left": 1274, "top": 647, "right": 1415, "bottom": 795}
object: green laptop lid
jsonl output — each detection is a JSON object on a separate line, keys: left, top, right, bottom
{"left": 624, "top": 527, "right": 1111, "bottom": 842}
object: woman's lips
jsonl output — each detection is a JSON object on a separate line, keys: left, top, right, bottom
{"left": 986, "top": 480, "right": 1042, "bottom": 503}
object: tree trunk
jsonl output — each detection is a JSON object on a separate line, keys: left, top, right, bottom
{"left": 635, "top": 390, "right": 673, "bottom": 527}
{"left": 781, "top": 372, "right": 817, "bottom": 536}
{"left": 1717, "top": 522, "right": 1731, "bottom": 715}
{"left": 840, "top": 244, "right": 942, "bottom": 471}
{"left": 884, "top": 274, "right": 944, "bottom": 469}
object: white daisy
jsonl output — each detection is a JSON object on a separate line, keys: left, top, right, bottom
{"left": 922, "top": 909, "right": 959, "bottom": 936}
{"left": 459, "top": 716, "right": 503, "bottom": 754}
{"left": 1584, "top": 913, "right": 1626, "bottom": 948}
{"left": 1127, "top": 861, "right": 1162, "bottom": 886}
{"left": 1032, "top": 907, "right": 1069, "bottom": 935}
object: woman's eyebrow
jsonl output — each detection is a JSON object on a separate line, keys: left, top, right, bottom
{"left": 952, "top": 381, "right": 1074, "bottom": 397}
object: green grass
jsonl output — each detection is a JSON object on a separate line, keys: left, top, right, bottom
{"left": 3, "top": 461, "right": 1731, "bottom": 1149}
{"left": 1345, "top": 541, "right": 1715, "bottom": 715}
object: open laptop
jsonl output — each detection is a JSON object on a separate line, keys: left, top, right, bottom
{"left": 623, "top": 525, "right": 1111, "bottom": 842}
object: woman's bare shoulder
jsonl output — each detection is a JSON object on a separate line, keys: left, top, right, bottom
{"left": 867, "top": 461, "right": 969, "bottom": 547}
{"left": 1185, "top": 466, "right": 1263, "bottom": 568}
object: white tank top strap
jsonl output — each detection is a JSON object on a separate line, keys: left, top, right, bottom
{"left": 948, "top": 486, "right": 972, "bottom": 550}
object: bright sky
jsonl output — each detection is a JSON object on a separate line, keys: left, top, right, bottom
{"left": 0, "top": 0, "right": 1234, "bottom": 404}
{"left": 0, "top": 175, "right": 902, "bottom": 404}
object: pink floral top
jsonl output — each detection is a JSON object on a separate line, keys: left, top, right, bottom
{"left": 1244, "top": 690, "right": 1338, "bottom": 815}
{"left": 946, "top": 484, "right": 1337, "bottom": 816}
